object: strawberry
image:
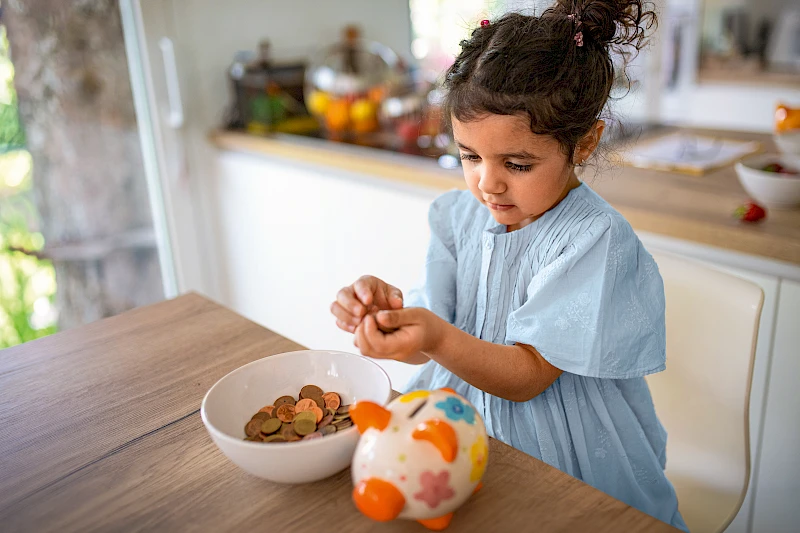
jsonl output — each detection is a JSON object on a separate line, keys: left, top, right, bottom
{"left": 734, "top": 202, "right": 767, "bottom": 222}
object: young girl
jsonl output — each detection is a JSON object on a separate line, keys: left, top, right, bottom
{"left": 331, "top": 1, "right": 687, "bottom": 529}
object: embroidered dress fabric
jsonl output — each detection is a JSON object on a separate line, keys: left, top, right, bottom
{"left": 404, "top": 185, "right": 687, "bottom": 531}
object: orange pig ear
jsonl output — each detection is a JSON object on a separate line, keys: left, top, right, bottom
{"left": 412, "top": 419, "right": 458, "bottom": 462}
{"left": 353, "top": 478, "right": 406, "bottom": 522}
{"left": 350, "top": 401, "right": 391, "bottom": 434}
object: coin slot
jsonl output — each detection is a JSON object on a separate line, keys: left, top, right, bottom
{"left": 409, "top": 400, "right": 428, "bottom": 418}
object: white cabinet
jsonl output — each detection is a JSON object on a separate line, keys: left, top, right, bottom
{"left": 750, "top": 280, "right": 800, "bottom": 533}
{"left": 214, "top": 150, "right": 440, "bottom": 390}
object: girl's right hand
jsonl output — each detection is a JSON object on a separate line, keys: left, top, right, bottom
{"left": 331, "top": 275, "right": 404, "bottom": 333}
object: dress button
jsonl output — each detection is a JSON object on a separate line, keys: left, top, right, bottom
{"left": 484, "top": 239, "right": 492, "bottom": 250}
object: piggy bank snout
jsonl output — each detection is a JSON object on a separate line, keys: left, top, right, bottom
{"left": 353, "top": 478, "right": 406, "bottom": 522}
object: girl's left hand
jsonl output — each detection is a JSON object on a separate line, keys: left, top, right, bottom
{"left": 354, "top": 307, "right": 444, "bottom": 363}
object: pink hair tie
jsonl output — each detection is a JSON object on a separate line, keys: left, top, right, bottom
{"left": 567, "top": 12, "right": 583, "bottom": 47}
{"left": 480, "top": 19, "right": 490, "bottom": 27}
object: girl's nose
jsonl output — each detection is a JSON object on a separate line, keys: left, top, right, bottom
{"left": 478, "top": 165, "right": 506, "bottom": 195}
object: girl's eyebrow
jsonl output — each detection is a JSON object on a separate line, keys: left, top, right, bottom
{"left": 455, "top": 141, "right": 542, "bottom": 161}
{"left": 455, "top": 141, "right": 476, "bottom": 152}
{"left": 499, "top": 150, "right": 543, "bottom": 161}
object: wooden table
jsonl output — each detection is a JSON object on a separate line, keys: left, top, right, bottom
{"left": 0, "top": 294, "right": 679, "bottom": 532}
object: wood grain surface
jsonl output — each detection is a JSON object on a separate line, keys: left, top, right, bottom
{"left": 0, "top": 294, "right": 680, "bottom": 532}
{"left": 210, "top": 128, "right": 800, "bottom": 265}
{"left": 0, "top": 293, "right": 302, "bottom": 511}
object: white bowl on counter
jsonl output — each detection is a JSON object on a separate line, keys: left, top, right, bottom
{"left": 734, "top": 153, "right": 800, "bottom": 209}
{"left": 774, "top": 132, "right": 800, "bottom": 156}
{"left": 201, "top": 349, "right": 392, "bottom": 484}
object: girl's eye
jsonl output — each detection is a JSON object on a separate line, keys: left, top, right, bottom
{"left": 460, "top": 154, "right": 480, "bottom": 162}
{"left": 506, "top": 162, "right": 532, "bottom": 172}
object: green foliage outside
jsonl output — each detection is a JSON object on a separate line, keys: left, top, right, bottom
{"left": 0, "top": 24, "right": 58, "bottom": 348}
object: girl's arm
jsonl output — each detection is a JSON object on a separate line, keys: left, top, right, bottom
{"left": 355, "top": 308, "right": 562, "bottom": 402}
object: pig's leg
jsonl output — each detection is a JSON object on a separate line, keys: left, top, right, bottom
{"left": 417, "top": 512, "right": 454, "bottom": 531}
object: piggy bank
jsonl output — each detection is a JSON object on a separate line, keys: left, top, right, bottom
{"left": 350, "top": 388, "right": 488, "bottom": 531}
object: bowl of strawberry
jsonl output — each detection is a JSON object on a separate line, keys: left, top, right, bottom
{"left": 735, "top": 153, "right": 800, "bottom": 209}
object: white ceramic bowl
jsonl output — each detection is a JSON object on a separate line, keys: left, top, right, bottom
{"left": 774, "top": 132, "right": 800, "bottom": 156}
{"left": 734, "top": 153, "right": 800, "bottom": 209}
{"left": 201, "top": 350, "right": 392, "bottom": 484}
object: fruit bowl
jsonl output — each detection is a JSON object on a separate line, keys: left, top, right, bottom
{"left": 734, "top": 153, "right": 800, "bottom": 209}
{"left": 774, "top": 132, "right": 800, "bottom": 156}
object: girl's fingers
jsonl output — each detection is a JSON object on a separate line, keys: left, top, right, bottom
{"left": 359, "top": 314, "right": 395, "bottom": 359}
{"left": 336, "top": 319, "right": 355, "bottom": 333}
{"left": 354, "top": 320, "right": 372, "bottom": 355}
{"left": 385, "top": 284, "right": 404, "bottom": 309}
{"left": 376, "top": 308, "right": 417, "bottom": 330}
{"left": 337, "top": 286, "right": 365, "bottom": 317}
{"left": 363, "top": 314, "right": 411, "bottom": 357}
{"left": 330, "top": 301, "right": 360, "bottom": 327}
{"left": 353, "top": 276, "right": 377, "bottom": 307}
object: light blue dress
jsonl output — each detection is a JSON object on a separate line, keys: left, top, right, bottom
{"left": 404, "top": 184, "right": 688, "bottom": 531}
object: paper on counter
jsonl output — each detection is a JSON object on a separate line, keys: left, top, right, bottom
{"left": 621, "top": 132, "right": 761, "bottom": 175}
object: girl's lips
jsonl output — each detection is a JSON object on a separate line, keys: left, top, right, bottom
{"left": 487, "top": 202, "right": 515, "bottom": 211}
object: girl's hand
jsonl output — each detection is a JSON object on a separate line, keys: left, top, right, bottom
{"left": 331, "top": 275, "right": 404, "bottom": 333}
{"left": 353, "top": 307, "right": 443, "bottom": 364}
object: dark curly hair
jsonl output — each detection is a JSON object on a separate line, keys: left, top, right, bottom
{"left": 443, "top": 0, "right": 657, "bottom": 161}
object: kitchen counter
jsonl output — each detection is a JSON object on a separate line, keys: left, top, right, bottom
{"left": 210, "top": 129, "right": 800, "bottom": 266}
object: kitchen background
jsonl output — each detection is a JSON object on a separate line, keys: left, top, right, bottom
{"left": 1, "top": 0, "right": 799, "bottom": 531}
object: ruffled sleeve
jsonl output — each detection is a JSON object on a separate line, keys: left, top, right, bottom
{"left": 405, "top": 190, "right": 461, "bottom": 324}
{"left": 505, "top": 214, "right": 666, "bottom": 379}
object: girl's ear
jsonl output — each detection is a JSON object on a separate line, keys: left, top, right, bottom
{"left": 573, "top": 120, "right": 605, "bottom": 166}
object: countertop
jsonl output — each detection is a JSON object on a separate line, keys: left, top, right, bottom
{"left": 210, "top": 129, "right": 800, "bottom": 265}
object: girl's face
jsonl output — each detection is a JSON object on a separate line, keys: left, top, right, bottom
{"left": 453, "top": 113, "right": 588, "bottom": 232}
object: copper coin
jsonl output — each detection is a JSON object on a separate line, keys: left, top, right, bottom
{"left": 317, "top": 414, "right": 334, "bottom": 429}
{"left": 274, "top": 395, "right": 296, "bottom": 408}
{"left": 303, "top": 431, "right": 323, "bottom": 440}
{"left": 311, "top": 405, "right": 324, "bottom": 424}
{"left": 251, "top": 411, "right": 271, "bottom": 421}
{"left": 336, "top": 404, "right": 350, "bottom": 415}
{"left": 300, "top": 385, "right": 324, "bottom": 399}
{"left": 258, "top": 405, "right": 275, "bottom": 416}
{"left": 295, "top": 398, "right": 316, "bottom": 413}
{"left": 276, "top": 404, "right": 296, "bottom": 423}
{"left": 322, "top": 392, "right": 341, "bottom": 411}
{"left": 245, "top": 418, "right": 262, "bottom": 438}
{"left": 309, "top": 396, "right": 325, "bottom": 410}
{"left": 320, "top": 425, "right": 337, "bottom": 436}
{"left": 281, "top": 423, "right": 297, "bottom": 440}
{"left": 285, "top": 433, "right": 302, "bottom": 442}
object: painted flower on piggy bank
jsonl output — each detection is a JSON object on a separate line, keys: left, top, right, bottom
{"left": 350, "top": 388, "right": 488, "bottom": 531}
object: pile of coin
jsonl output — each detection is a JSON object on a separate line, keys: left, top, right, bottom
{"left": 243, "top": 384, "right": 353, "bottom": 443}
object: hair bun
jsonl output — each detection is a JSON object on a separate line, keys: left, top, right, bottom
{"left": 552, "top": 0, "right": 656, "bottom": 49}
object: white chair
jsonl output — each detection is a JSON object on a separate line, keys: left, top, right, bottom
{"left": 647, "top": 253, "right": 764, "bottom": 533}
